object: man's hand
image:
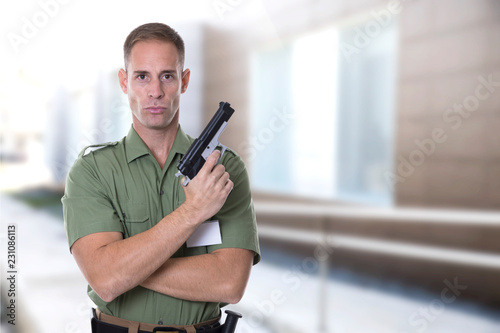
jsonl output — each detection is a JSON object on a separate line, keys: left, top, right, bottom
{"left": 180, "top": 150, "right": 233, "bottom": 224}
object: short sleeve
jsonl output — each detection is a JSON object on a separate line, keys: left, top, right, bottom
{"left": 207, "top": 152, "right": 261, "bottom": 265}
{"left": 62, "top": 155, "right": 124, "bottom": 250}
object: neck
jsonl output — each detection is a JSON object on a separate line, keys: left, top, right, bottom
{"left": 133, "top": 117, "right": 179, "bottom": 169}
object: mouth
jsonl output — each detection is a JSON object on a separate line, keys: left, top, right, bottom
{"left": 145, "top": 106, "right": 166, "bottom": 114}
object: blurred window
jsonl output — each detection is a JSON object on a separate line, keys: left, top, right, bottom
{"left": 249, "top": 18, "right": 397, "bottom": 206}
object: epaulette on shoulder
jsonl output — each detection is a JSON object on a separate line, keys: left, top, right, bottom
{"left": 78, "top": 142, "right": 119, "bottom": 158}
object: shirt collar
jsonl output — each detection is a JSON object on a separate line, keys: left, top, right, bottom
{"left": 125, "top": 125, "right": 193, "bottom": 164}
{"left": 170, "top": 125, "right": 193, "bottom": 155}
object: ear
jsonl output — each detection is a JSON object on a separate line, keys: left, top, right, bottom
{"left": 118, "top": 68, "right": 128, "bottom": 94}
{"left": 181, "top": 68, "right": 191, "bottom": 94}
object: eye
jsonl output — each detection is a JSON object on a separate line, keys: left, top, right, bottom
{"left": 162, "top": 74, "right": 172, "bottom": 80}
{"left": 137, "top": 74, "right": 147, "bottom": 80}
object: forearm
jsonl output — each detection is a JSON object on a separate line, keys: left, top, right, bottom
{"left": 73, "top": 204, "right": 201, "bottom": 302}
{"left": 140, "top": 248, "right": 253, "bottom": 304}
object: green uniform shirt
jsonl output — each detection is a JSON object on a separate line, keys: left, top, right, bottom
{"left": 62, "top": 125, "right": 260, "bottom": 325}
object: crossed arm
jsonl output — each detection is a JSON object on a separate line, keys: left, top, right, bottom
{"left": 70, "top": 151, "right": 254, "bottom": 303}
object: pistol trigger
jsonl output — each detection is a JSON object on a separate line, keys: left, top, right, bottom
{"left": 175, "top": 171, "right": 191, "bottom": 186}
{"left": 181, "top": 176, "right": 191, "bottom": 187}
{"left": 218, "top": 145, "right": 227, "bottom": 164}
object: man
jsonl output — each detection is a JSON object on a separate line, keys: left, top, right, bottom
{"left": 62, "top": 22, "right": 260, "bottom": 333}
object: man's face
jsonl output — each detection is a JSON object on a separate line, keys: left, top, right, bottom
{"left": 119, "top": 40, "right": 190, "bottom": 132}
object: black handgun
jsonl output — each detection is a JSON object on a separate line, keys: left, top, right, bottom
{"left": 175, "top": 101, "right": 235, "bottom": 186}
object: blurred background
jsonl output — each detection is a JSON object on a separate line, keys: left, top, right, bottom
{"left": 1, "top": 0, "right": 500, "bottom": 332}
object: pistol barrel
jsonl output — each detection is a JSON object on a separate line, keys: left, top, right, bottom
{"left": 176, "top": 102, "right": 234, "bottom": 184}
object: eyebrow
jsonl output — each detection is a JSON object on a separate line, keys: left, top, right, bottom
{"left": 132, "top": 69, "right": 177, "bottom": 76}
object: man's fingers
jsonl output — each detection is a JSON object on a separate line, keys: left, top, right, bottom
{"left": 198, "top": 150, "right": 222, "bottom": 177}
{"left": 180, "top": 150, "right": 233, "bottom": 222}
{"left": 208, "top": 149, "right": 221, "bottom": 162}
{"left": 226, "top": 179, "right": 234, "bottom": 193}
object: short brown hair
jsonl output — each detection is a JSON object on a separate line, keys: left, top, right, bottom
{"left": 123, "top": 22, "right": 185, "bottom": 70}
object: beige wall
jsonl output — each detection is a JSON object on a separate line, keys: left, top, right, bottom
{"left": 396, "top": 0, "right": 500, "bottom": 210}
{"left": 203, "top": 0, "right": 500, "bottom": 210}
{"left": 204, "top": 26, "right": 252, "bottom": 150}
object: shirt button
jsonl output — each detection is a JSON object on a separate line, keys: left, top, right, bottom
{"left": 159, "top": 189, "right": 164, "bottom": 195}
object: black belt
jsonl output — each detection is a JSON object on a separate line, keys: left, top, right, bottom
{"left": 92, "top": 319, "right": 222, "bottom": 333}
{"left": 91, "top": 309, "right": 241, "bottom": 333}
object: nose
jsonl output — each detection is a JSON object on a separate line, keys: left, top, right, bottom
{"left": 148, "top": 79, "right": 164, "bottom": 99}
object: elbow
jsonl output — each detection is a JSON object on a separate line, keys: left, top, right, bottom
{"left": 88, "top": 276, "right": 121, "bottom": 303}
{"left": 97, "top": 289, "right": 119, "bottom": 303}
{"left": 223, "top": 279, "right": 247, "bottom": 304}
{"left": 226, "top": 293, "right": 244, "bottom": 305}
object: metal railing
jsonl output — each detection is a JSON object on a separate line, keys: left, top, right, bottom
{"left": 254, "top": 202, "right": 500, "bottom": 332}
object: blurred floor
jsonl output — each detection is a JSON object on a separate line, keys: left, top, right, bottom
{"left": 0, "top": 193, "right": 92, "bottom": 333}
{"left": 1, "top": 193, "right": 500, "bottom": 333}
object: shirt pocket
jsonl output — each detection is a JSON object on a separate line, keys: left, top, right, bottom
{"left": 121, "top": 202, "right": 150, "bottom": 238}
